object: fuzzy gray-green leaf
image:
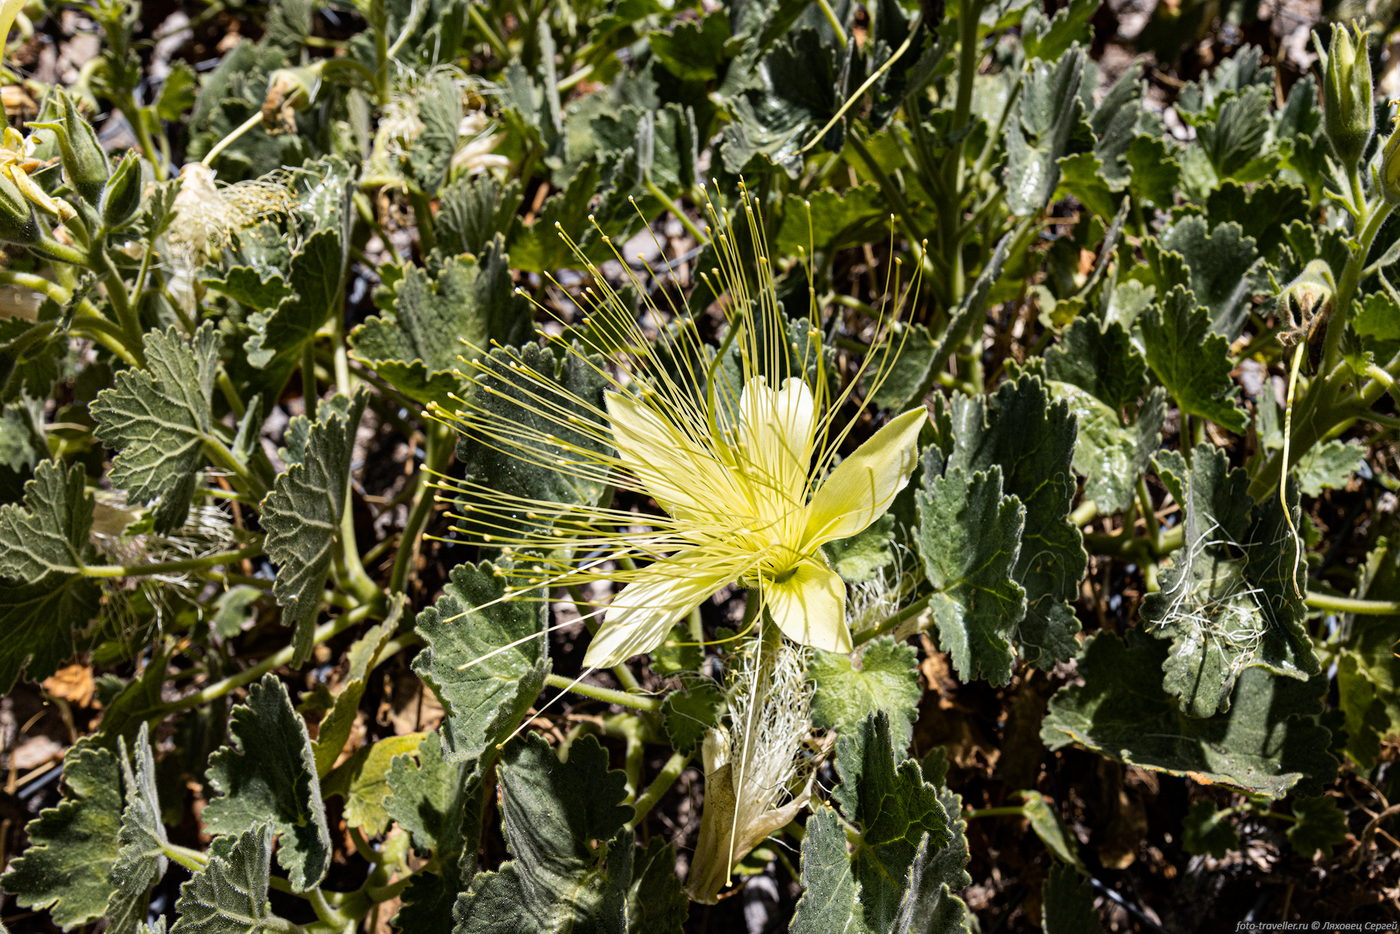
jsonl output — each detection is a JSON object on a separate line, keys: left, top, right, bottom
{"left": 626, "top": 839, "right": 687, "bottom": 934}
{"left": 1042, "top": 863, "right": 1101, "bottom": 934}
{"left": 1042, "top": 632, "right": 1336, "bottom": 799}
{"left": 350, "top": 237, "right": 529, "bottom": 407}
{"left": 0, "top": 739, "right": 122, "bottom": 928}
{"left": 386, "top": 731, "right": 459, "bottom": 855}
{"left": 791, "top": 807, "right": 869, "bottom": 934}
{"left": 0, "top": 460, "right": 99, "bottom": 692}
{"left": 243, "top": 228, "right": 344, "bottom": 372}
{"left": 1004, "top": 49, "right": 1084, "bottom": 215}
{"left": 91, "top": 324, "right": 218, "bottom": 533}
{"left": 796, "top": 714, "right": 971, "bottom": 934}
{"left": 1293, "top": 440, "right": 1363, "bottom": 496}
{"left": 107, "top": 723, "right": 168, "bottom": 934}
{"left": 260, "top": 391, "right": 366, "bottom": 661}
{"left": 809, "top": 637, "right": 923, "bottom": 747}
{"left": 452, "top": 734, "right": 634, "bottom": 933}
{"left": 312, "top": 616, "right": 394, "bottom": 776}
{"left": 1139, "top": 286, "right": 1248, "bottom": 433}
{"left": 935, "top": 375, "right": 1085, "bottom": 668}
{"left": 916, "top": 464, "right": 1027, "bottom": 685}
{"left": 169, "top": 824, "right": 277, "bottom": 934}
{"left": 1044, "top": 318, "right": 1147, "bottom": 410}
{"left": 202, "top": 674, "right": 331, "bottom": 891}
{"left": 1142, "top": 445, "right": 1318, "bottom": 717}
{"left": 412, "top": 561, "right": 549, "bottom": 764}
{"left": 1147, "top": 217, "right": 1263, "bottom": 337}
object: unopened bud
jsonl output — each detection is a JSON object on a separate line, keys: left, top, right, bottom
{"left": 1316, "top": 24, "right": 1374, "bottom": 171}
{"left": 1276, "top": 258, "right": 1336, "bottom": 343}
{"left": 28, "top": 92, "right": 109, "bottom": 205}
{"left": 99, "top": 150, "right": 142, "bottom": 228}
{"left": 0, "top": 171, "right": 40, "bottom": 244}
{"left": 1378, "top": 107, "right": 1400, "bottom": 205}
{"left": 262, "top": 65, "right": 321, "bottom": 135}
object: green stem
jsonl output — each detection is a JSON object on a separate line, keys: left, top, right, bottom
{"left": 1069, "top": 500, "right": 1098, "bottom": 527}
{"left": 612, "top": 661, "right": 645, "bottom": 695}
{"left": 619, "top": 715, "right": 645, "bottom": 797}
{"left": 846, "top": 130, "right": 923, "bottom": 254}
{"left": 203, "top": 434, "right": 263, "bottom": 498}
{"left": 943, "top": 0, "right": 985, "bottom": 304}
{"left": 854, "top": 593, "right": 931, "bottom": 646}
{"left": 308, "top": 888, "right": 354, "bottom": 930}
{"left": 1323, "top": 198, "right": 1395, "bottom": 376}
{"left": 1136, "top": 476, "right": 1161, "bottom": 555}
{"left": 543, "top": 673, "right": 662, "bottom": 713}
{"left": 645, "top": 180, "right": 704, "bottom": 243}
{"left": 118, "top": 92, "right": 165, "bottom": 179}
{"left": 91, "top": 244, "right": 145, "bottom": 360}
{"left": 1304, "top": 591, "right": 1400, "bottom": 615}
{"left": 366, "top": 875, "right": 415, "bottom": 903}
{"left": 302, "top": 339, "right": 318, "bottom": 421}
{"left": 951, "top": 0, "right": 982, "bottom": 135}
{"left": 409, "top": 189, "right": 437, "bottom": 254}
{"left": 217, "top": 369, "right": 246, "bottom": 419}
{"left": 387, "top": 423, "right": 451, "bottom": 595}
{"left": 198, "top": 106, "right": 263, "bottom": 168}
{"left": 82, "top": 543, "right": 262, "bottom": 578}
{"left": 965, "top": 805, "right": 1025, "bottom": 819}
{"left": 143, "top": 605, "right": 374, "bottom": 717}
{"left": 814, "top": 0, "right": 847, "bottom": 46}
{"left": 386, "top": 0, "right": 431, "bottom": 58}
{"left": 557, "top": 63, "right": 594, "bottom": 93}
{"left": 336, "top": 489, "right": 381, "bottom": 607}
{"left": 466, "top": 3, "right": 510, "bottom": 59}
{"left": 630, "top": 751, "right": 691, "bottom": 826}
{"left": 1365, "top": 362, "right": 1400, "bottom": 405}
{"left": 162, "top": 842, "right": 209, "bottom": 872}
{"left": 33, "top": 235, "right": 92, "bottom": 268}
{"left": 0, "top": 270, "right": 70, "bottom": 299}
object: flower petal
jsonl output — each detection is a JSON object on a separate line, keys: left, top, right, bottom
{"left": 763, "top": 558, "right": 849, "bottom": 653}
{"left": 803, "top": 406, "right": 926, "bottom": 546}
{"left": 0, "top": 0, "right": 23, "bottom": 46}
{"left": 583, "top": 553, "right": 729, "bottom": 667}
{"left": 605, "top": 391, "right": 736, "bottom": 521}
{"left": 736, "top": 376, "right": 816, "bottom": 507}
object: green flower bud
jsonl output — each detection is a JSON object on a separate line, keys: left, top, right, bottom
{"left": 1316, "top": 24, "right": 1374, "bottom": 171}
{"left": 1378, "top": 115, "right": 1400, "bottom": 204}
{"left": 262, "top": 65, "right": 322, "bottom": 134}
{"left": 29, "top": 92, "right": 109, "bottom": 205}
{"left": 1276, "top": 258, "right": 1335, "bottom": 343}
{"left": 99, "top": 150, "right": 143, "bottom": 228}
{"left": 0, "top": 171, "right": 40, "bottom": 244}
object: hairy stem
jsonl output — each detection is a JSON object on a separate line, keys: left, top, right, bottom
{"left": 542, "top": 673, "right": 662, "bottom": 713}
{"left": 630, "top": 750, "right": 691, "bottom": 827}
{"left": 81, "top": 543, "right": 263, "bottom": 578}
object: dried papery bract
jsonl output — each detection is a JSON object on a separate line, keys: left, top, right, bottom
{"left": 685, "top": 637, "right": 820, "bottom": 903}
{"left": 166, "top": 163, "right": 295, "bottom": 263}
{"left": 90, "top": 494, "right": 238, "bottom": 643}
{"left": 164, "top": 163, "right": 295, "bottom": 312}
{"left": 432, "top": 187, "right": 927, "bottom": 668}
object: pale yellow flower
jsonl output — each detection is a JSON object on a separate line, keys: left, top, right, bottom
{"left": 0, "top": 126, "right": 65, "bottom": 217}
{"left": 588, "top": 377, "right": 924, "bottom": 664}
{"left": 0, "top": 0, "right": 24, "bottom": 53}
{"left": 437, "top": 192, "right": 924, "bottom": 667}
